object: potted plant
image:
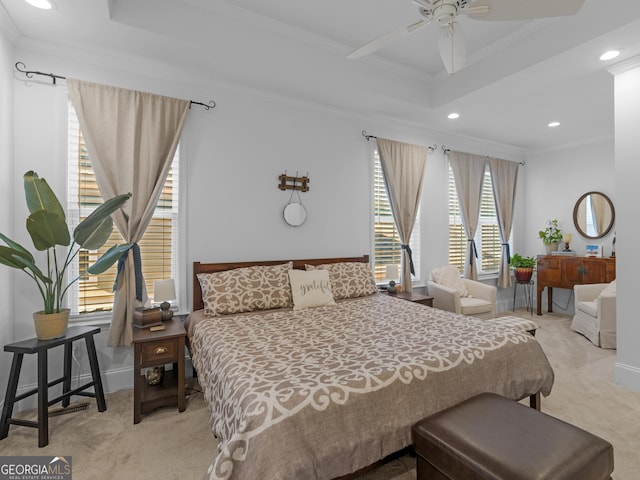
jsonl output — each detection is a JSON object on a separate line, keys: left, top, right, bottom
{"left": 510, "top": 253, "right": 536, "bottom": 282}
{"left": 538, "top": 219, "right": 563, "bottom": 253}
{"left": 0, "top": 171, "right": 132, "bottom": 340}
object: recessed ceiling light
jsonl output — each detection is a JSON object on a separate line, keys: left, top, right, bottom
{"left": 448, "top": 112, "right": 460, "bottom": 120}
{"left": 599, "top": 50, "right": 620, "bottom": 61}
{"left": 24, "top": 0, "right": 53, "bottom": 9}
{"left": 548, "top": 121, "right": 560, "bottom": 128}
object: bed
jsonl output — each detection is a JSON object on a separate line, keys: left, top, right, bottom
{"left": 188, "top": 255, "right": 554, "bottom": 480}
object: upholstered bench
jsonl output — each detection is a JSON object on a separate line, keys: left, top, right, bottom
{"left": 412, "top": 392, "right": 614, "bottom": 480}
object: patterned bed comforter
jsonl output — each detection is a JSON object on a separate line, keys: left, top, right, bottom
{"left": 188, "top": 293, "right": 554, "bottom": 480}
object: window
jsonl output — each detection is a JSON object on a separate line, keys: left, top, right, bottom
{"left": 67, "top": 102, "right": 180, "bottom": 316}
{"left": 372, "top": 148, "right": 420, "bottom": 283}
{"left": 448, "top": 164, "right": 502, "bottom": 275}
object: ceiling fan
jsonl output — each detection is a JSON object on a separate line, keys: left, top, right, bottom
{"left": 347, "top": 0, "right": 586, "bottom": 74}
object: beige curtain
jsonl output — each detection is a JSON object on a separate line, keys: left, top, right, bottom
{"left": 68, "top": 79, "right": 190, "bottom": 347}
{"left": 449, "top": 151, "right": 486, "bottom": 280}
{"left": 376, "top": 138, "right": 428, "bottom": 292}
{"left": 590, "top": 194, "right": 608, "bottom": 235}
{"left": 488, "top": 157, "right": 519, "bottom": 288}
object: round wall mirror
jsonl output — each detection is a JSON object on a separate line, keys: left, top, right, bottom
{"left": 283, "top": 202, "right": 307, "bottom": 227}
{"left": 573, "top": 191, "right": 615, "bottom": 239}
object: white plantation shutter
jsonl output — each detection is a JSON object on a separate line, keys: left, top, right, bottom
{"left": 372, "top": 148, "right": 420, "bottom": 283}
{"left": 448, "top": 164, "right": 501, "bottom": 275}
{"left": 67, "top": 101, "right": 179, "bottom": 316}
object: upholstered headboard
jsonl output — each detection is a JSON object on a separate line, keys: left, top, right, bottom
{"left": 192, "top": 255, "right": 370, "bottom": 311}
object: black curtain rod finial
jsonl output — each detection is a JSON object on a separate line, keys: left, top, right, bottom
{"left": 15, "top": 61, "right": 65, "bottom": 85}
{"left": 189, "top": 100, "right": 216, "bottom": 110}
{"left": 362, "top": 130, "right": 377, "bottom": 141}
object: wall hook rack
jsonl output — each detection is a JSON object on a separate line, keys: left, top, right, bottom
{"left": 279, "top": 172, "right": 310, "bottom": 192}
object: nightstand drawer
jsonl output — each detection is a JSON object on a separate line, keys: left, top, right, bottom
{"left": 141, "top": 338, "right": 178, "bottom": 366}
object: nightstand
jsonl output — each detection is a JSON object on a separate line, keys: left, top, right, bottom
{"left": 389, "top": 291, "right": 434, "bottom": 307}
{"left": 132, "top": 316, "right": 186, "bottom": 424}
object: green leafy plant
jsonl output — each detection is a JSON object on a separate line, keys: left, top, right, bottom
{"left": 510, "top": 253, "right": 536, "bottom": 269}
{"left": 538, "top": 219, "right": 563, "bottom": 245}
{"left": 0, "top": 171, "right": 132, "bottom": 314}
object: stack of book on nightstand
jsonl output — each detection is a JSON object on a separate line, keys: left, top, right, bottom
{"left": 133, "top": 307, "right": 163, "bottom": 328}
{"left": 551, "top": 250, "right": 576, "bottom": 256}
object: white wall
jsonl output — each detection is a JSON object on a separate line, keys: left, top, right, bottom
{"left": 5, "top": 46, "right": 525, "bottom": 405}
{"left": 524, "top": 138, "right": 615, "bottom": 315}
{"left": 0, "top": 19, "right": 14, "bottom": 403}
{"left": 611, "top": 57, "right": 640, "bottom": 391}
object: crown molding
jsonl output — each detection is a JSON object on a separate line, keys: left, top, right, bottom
{"left": 0, "top": 1, "right": 20, "bottom": 45}
{"left": 607, "top": 54, "right": 640, "bottom": 76}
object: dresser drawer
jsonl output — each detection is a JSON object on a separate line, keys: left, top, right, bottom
{"left": 140, "top": 338, "right": 179, "bottom": 366}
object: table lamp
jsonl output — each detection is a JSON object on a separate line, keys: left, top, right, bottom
{"left": 154, "top": 279, "right": 176, "bottom": 321}
{"left": 563, "top": 233, "right": 572, "bottom": 252}
{"left": 385, "top": 265, "right": 399, "bottom": 294}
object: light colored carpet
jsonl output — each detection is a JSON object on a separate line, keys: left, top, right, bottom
{"left": 1, "top": 310, "right": 639, "bottom": 479}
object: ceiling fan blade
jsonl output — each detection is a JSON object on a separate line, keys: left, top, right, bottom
{"left": 346, "top": 19, "right": 428, "bottom": 59}
{"left": 465, "top": 0, "right": 586, "bottom": 21}
{"left": 438, "top": 21, "right": 465, "bottom": 74}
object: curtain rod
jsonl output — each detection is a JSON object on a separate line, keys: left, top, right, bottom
{"left": 362, "top": 130, "right": 436, "bottom": 152}
{"left": 441, "top": 145, "right": 525, "bottom": 166}
{"left": 15, "top": 62, "right": 216, "bottom": 111}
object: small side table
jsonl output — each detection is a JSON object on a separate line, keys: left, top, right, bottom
{"left": 389, "top": 291, "right": 434, "bottom": 307}
{"left": 132, "top": 316, "right": 186, "bottom": 424}
{"left": 0, "top": 326, "right": 106, "bottom": 447}
{"left": 513, "top": 280, "right": 535, "bottom": 314}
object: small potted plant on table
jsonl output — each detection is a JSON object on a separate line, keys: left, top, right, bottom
{"left": 510, "top": 253, "right": 536, "bottom": 282}
{"left": 538, "top": 219, "right": 563, "bottom": 253}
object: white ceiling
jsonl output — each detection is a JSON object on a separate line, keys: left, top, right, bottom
{"left": 3, "top": 0, "right": 640, "bottom": 151}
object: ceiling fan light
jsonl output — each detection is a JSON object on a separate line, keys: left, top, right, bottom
{"left": 599, "top": 50, "right": 620, "bottom": 61}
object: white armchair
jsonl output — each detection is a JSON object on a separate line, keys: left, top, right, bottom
{"left": 427, "top": 266, "right": 497, "bottom": 320}
{"left": 571, "top": 281, "right": 616, "bottom": 349}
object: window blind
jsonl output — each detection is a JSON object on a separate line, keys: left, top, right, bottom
{"left": 448, "top": 164, "right": 501, "bottom": 275}
{"left": 372, "top": 148, "right": 420, "bottom": 283}
{"left": 67, "top": 102, "right": 179, "bottom": 315}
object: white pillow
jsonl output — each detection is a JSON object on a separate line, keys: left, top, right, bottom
{"left": 288, "top": 269, "right": 336, "bottom": 310}
{"left": 599, "top": 280, "right": 616, "bottom": 297}
{"left": 431, "top": 265, "right": 468, "bottom": 297}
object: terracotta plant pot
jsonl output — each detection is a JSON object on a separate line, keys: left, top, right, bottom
{"left": 514, "top": 267, "right": 534, "bottom": 282}
{"left": 33, "top": 309, "right": 70, "bottom": 340}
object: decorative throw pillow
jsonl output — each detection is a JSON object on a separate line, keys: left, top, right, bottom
{"left": 431, "top": 265, "right": 468, "bottom": 297}
{"left": 306, "top": 262, "right": 378, "bottom": 300}
{"left": 197, "top": 262, "right": 293, "bottom": 316}
{"left": 288, "top": 269, "right": 335, "bottom": 310}
{"left": 599, "top": 280, "right": 616, "bottom": 297}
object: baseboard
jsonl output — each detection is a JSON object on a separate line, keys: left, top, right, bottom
{"left": 2, "top": 357, "right": 194, "bottom": 413}
{"left": 614, "top": 361, "right": 640, "bottom": 392}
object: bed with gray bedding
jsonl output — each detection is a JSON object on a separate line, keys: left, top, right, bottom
{"left": 188, "top": 256, "right": 554, "bottom": 480}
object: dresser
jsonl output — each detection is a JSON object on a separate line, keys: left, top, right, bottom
{"left": 536, "top": 255, "right": 616, "bottom": 315}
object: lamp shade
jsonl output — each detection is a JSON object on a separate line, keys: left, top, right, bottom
{"left": 385, "top": 264, "right": 399, "bottom": 281}
{"left": 154, "top": 279, "right": 176, "bottom": 303}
